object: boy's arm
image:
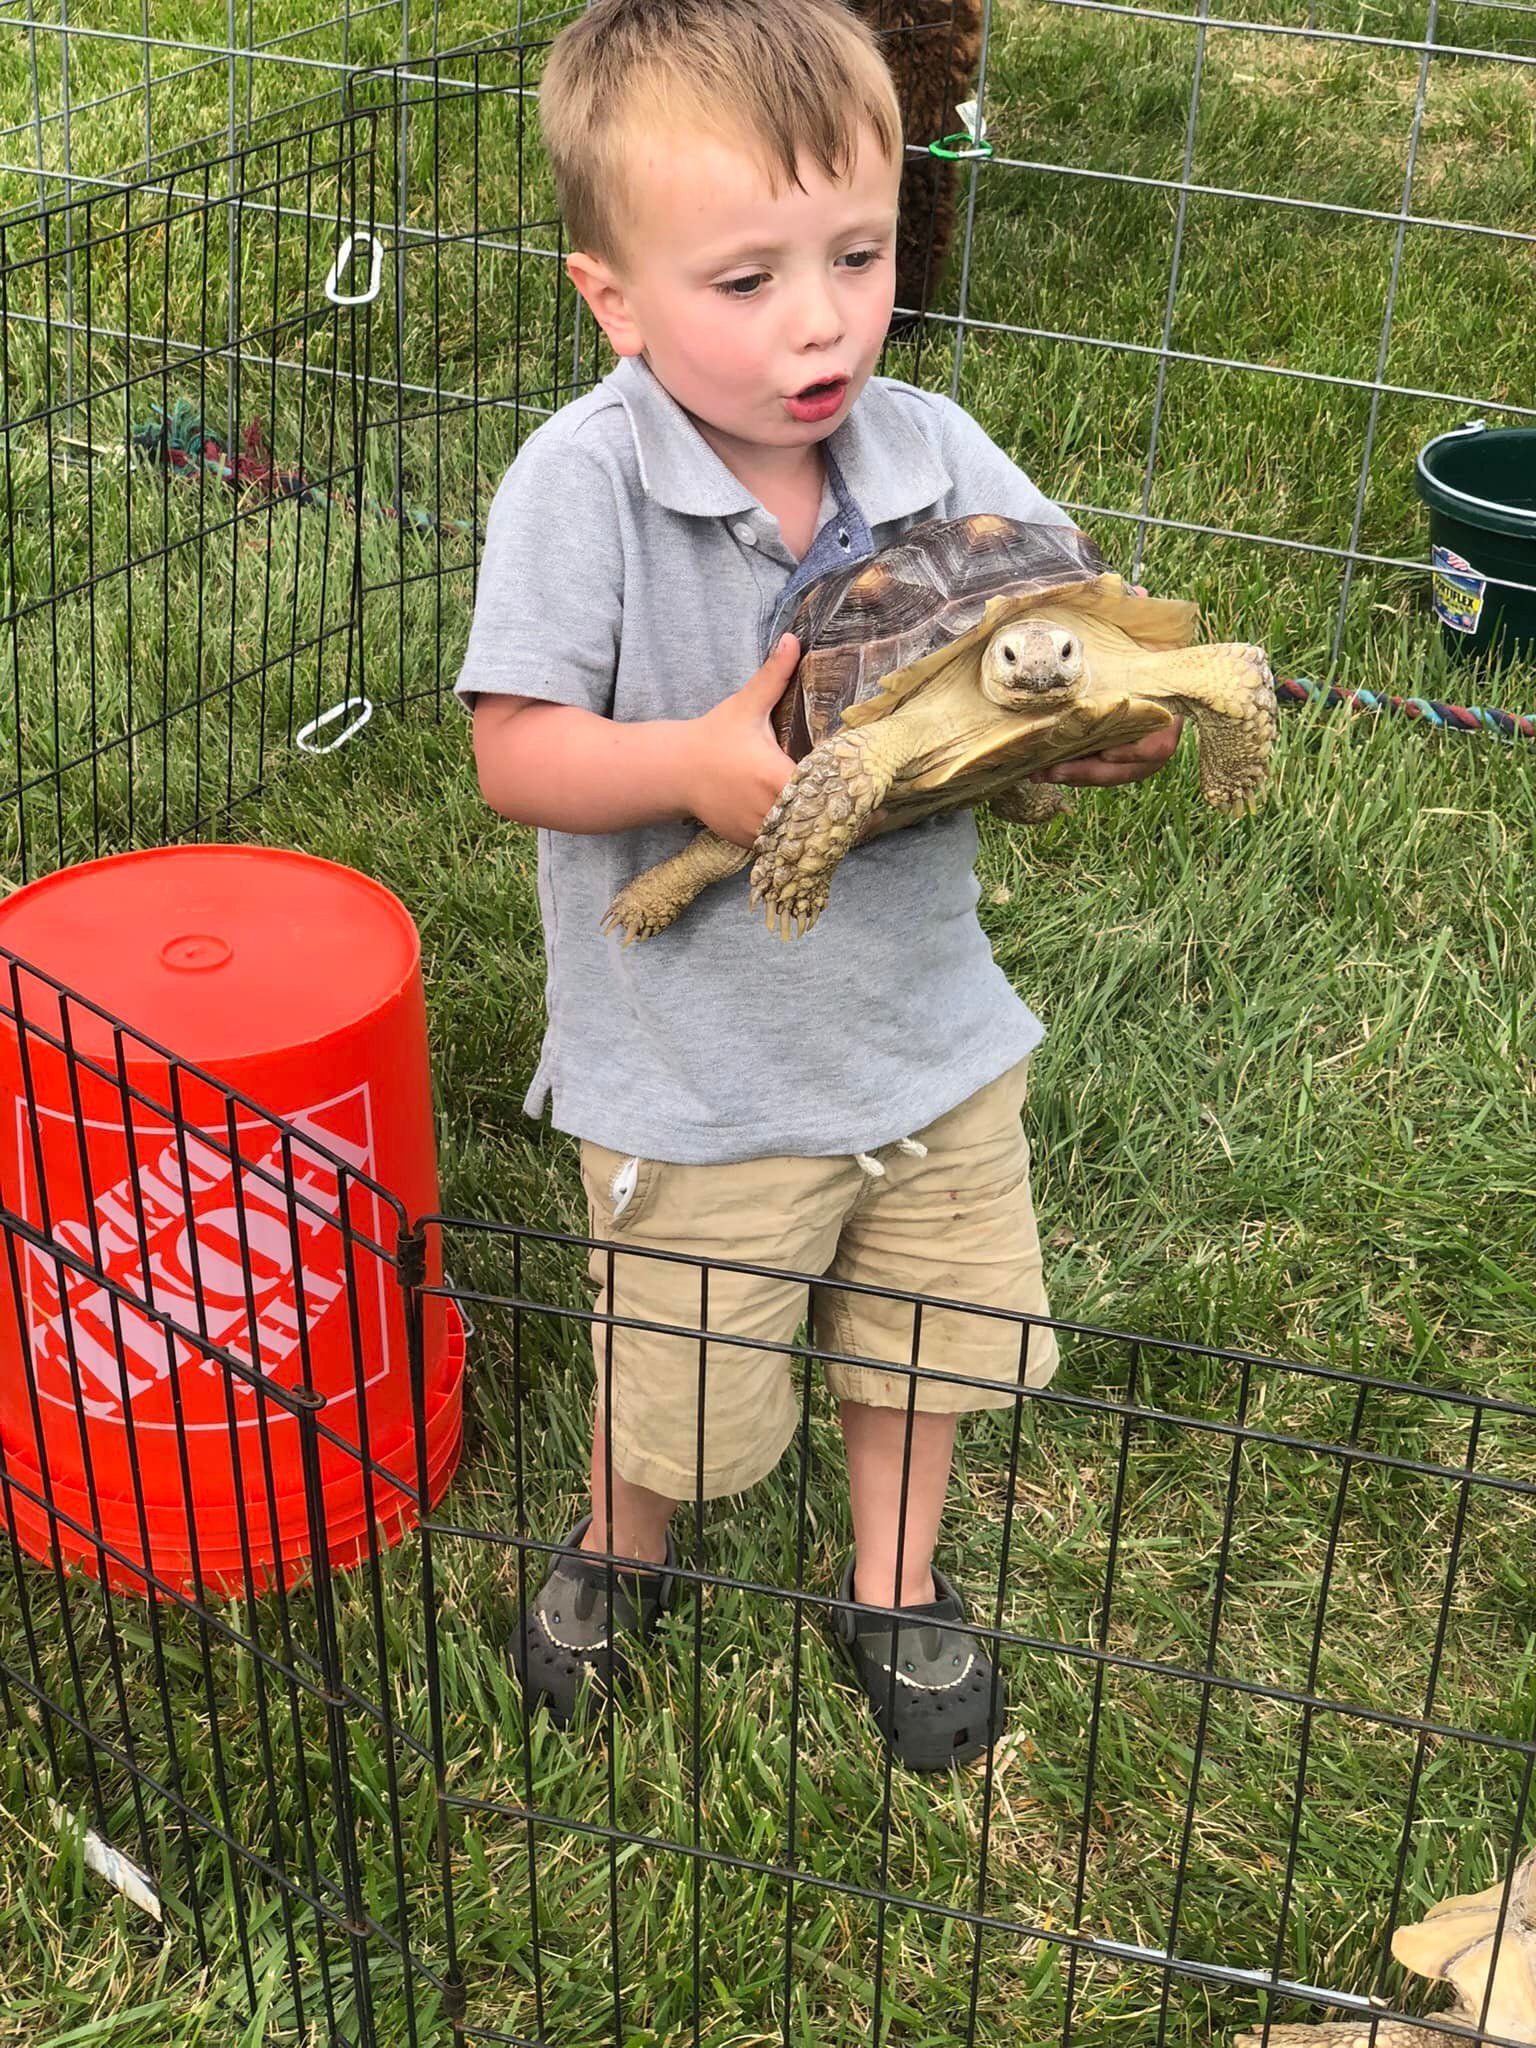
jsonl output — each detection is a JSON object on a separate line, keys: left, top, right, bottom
{"left": 471, "top": 636, "right": 801, "bottom": 848}
{"left": 459, "top": 433, "right": 796, "bottom": 846}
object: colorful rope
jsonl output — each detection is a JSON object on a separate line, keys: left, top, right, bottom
{"left": 130, "top": 398, "right": 479, "bottom": 541}
{"left": 1279, "top": 675, "right": 1534, "bottom": 741}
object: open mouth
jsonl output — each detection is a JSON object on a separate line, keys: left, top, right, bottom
{"left": 785, "top": 375, "right": 850, "bottom": 422}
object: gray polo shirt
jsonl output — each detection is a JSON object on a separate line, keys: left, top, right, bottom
{"left": 457, "top": 354, "right": 1069, "bottom": 1165}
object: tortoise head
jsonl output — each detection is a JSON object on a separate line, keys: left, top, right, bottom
{"left": 978, "top": 618, "right": 1085, "bottom": 706}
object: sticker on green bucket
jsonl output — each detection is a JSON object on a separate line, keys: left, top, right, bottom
{"left": 1431, "top": 544, "right": 1486, "bottom": 635}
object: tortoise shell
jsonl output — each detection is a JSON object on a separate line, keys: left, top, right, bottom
{"left": 773, "top": 514, "right": 1197, "bottom": 761}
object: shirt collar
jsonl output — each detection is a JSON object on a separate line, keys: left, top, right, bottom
{"left": 610, "top": 354, "right": 952, "bottom": 527}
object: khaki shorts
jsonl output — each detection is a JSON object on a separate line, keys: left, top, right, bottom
{"left": 578, "top": 1059, "right": 1059, "bottom": 1500}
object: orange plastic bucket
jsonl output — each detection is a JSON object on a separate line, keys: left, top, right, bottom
{"left": 0, "top": 846, "right": 464, "bottom": 1597}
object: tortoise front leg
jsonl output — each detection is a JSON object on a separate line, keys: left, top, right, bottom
{"left": 1176, "top": 642, "right": 1278, "bottom": 813}
{"left": 1111, "top": 641, "right": 1277, "bottom": 812}
{"left": 749, "top": 720, "right": 919, "bottom": 938}
{"left": 601, "top": 828, "right": 751, "bottom": 944}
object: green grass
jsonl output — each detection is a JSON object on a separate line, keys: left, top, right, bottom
{"left": 1, "top": 0, "right": 1535, "bottom": 2041}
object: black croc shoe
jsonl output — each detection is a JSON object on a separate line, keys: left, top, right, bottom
{"left": 832, "top": 1555, "right": 1006, "bottom": 1772}
{"left": 508, "top": 1516, "right": 678, "bottom": 1727}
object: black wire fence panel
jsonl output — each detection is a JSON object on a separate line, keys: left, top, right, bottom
{"left": 0, "top": 933, "right": 467, "bottom": 2040}
{"left": 0, "top": 105, "right": 394, "bottom": 882}
{"left": 0, "top": 0, "right": 595, "bottom": 224}
{"left": 424, "top": 1218, "right": 1536, "bottom": 2048}
{"left": 9, "top": 1121, "right": 1533, "bottom": 2043}
{"left": 0, "top": 44, "right": 580, "bottom": 884}
{"left": 0, "top": 2, "right": 398, "bottom": 220}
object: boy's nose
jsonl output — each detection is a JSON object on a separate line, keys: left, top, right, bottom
{"left": 793, "top": 284, "right": 843, "bottom": 351}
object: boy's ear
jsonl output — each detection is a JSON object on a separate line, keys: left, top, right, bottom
{"left": 565, "top": 251, "right": 644, "bottom": 358}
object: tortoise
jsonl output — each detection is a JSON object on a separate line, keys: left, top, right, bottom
{"left": 601, "top": 515, "right": 1277, "bottom": 944}
{"left": 1233, "top": 1847, "right": 1536, "bottom": 2046}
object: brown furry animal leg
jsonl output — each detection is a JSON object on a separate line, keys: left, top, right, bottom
{"left": 851, "top": 0, "right": 984, "bottom": 312}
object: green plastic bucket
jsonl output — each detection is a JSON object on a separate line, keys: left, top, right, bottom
{"left": 1414, "top": 421, "right": 1536, "bottom": 665}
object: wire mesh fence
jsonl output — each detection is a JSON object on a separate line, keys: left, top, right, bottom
{"left": 424, "top": 1216, "right": 1536, "bottom": 2048}
{"left": 3, "top": 1027, "right": 1535, "bottom": 2041}
{"left": 0, "top": 0, "right": 1531, "bottom": 2041}
{"left": 0, "top": 106, "right": 392, "bottom": 880}
{"left": 0, "top": 929, "right": 463, "bottom": 2039}
{"left": 0, "top": 0, "right": 584, "bottom": 218}
{"left": 3, "top": 0, "right": 1533, "bottom": 880}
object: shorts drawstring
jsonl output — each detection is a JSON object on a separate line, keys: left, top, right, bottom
{"left": 854, "top": 1134, "right": 929, "bottom": 1180}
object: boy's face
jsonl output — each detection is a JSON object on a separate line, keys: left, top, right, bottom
{"left": 567, "top": 121, "right": 901, "bottom": 476}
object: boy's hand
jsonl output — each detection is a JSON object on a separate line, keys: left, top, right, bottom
{"left": 1027, "top": 717, "right": 1185, "bottom": 787}
{"left": 1027, "top": 583, "right": 1182, "bottom": 786}
{"left": 677, "top": 633, "right": 800, "bottom": 847}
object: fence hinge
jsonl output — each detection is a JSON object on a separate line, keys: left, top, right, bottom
{"left": 397, "top": 1226, "right": 428, "bottom": 1290}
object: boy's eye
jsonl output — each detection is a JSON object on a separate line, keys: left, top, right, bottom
{"left": 712, "top": 250, "right": 884, "bottom": 297}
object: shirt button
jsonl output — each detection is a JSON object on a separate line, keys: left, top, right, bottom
{"left": 733, "top": 522, "right": 757, "bottom": 547}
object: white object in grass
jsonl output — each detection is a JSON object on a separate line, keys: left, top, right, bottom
{"left": 49, "top": 1801, "right": 162, "bottom": 1923}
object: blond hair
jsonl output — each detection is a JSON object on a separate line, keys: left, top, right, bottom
{"left": 539, "top": 0, "right": 904, "bottom": 267}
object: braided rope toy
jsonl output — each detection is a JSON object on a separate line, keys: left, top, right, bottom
{"left": 130, "top": 398, "right": 479, "bottom": 542}
{"left": 1278, "top": 675, "right": 1535, "bottom": 741}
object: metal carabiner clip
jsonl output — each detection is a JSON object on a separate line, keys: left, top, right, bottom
{"left": 323, "top": 231, "right": 384, "bottom": 308}
{"left": 295, "top": 696, "right": 375, "bottom": 754}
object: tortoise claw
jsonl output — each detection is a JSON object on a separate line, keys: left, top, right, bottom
{"left": 598, "top": 902, "right": 662, "bottom": 945}
{"left": 755, "top": 883, "right": 830, "bottom": 939}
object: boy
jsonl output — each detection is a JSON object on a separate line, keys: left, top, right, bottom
{"left": 457, "top": 0, "right": 1179, "bottom": 1772}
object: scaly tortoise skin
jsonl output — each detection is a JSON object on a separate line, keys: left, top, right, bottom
{"left": 602, "top": 516, "right": 1277, "bottom": 944}
{"left": 1234, "top": 1850, "right": 1536, "bottom": 2047}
